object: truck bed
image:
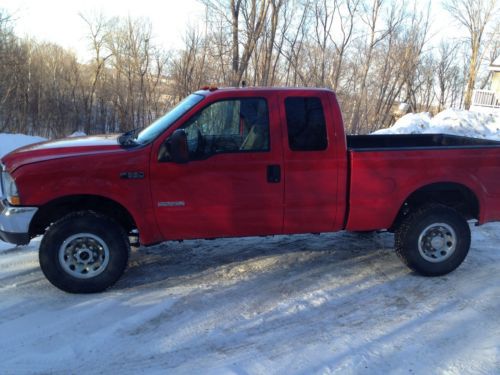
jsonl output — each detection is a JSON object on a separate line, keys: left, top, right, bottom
{"left": 347, "top": 133, "right": 500, "bottom": 150}
{"left": 345, "top": 135, "right": 500, "bottom": 232}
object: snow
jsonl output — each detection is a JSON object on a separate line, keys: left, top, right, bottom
{"left": 373, "top": 109, "right": 500, "bottom": 140}
{"left": 0, "top": 132, "right": 86, "bottom": 160}
{"left": 0, "top": 227, "right": 499, "bottom": 373}
{"left": 0, "top": 133, "right": 47, "bottom": 159}
{"left": 69, "top": 131, "right": 87, "bottom": 137}
{"left": 0, "top": 115, "right": 499, "bottom": 373}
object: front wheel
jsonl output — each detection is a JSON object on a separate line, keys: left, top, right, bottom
{"left": 39, "top": 211, "right": 130, "bottom": 293}
{"left": 395, "top": 204, "right": 471, "bottom": 276}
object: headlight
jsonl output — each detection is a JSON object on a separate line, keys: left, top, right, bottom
{"left": 1, "top": 170, "right": 20, "bottom": 205}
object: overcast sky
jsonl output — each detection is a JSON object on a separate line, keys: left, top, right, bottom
{"left": 2, "top": 0, "right": 462, "bottom": 63}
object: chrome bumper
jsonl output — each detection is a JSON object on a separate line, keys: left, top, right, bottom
{"left": 0, "top": 199, "right": 37, "bottom": 245}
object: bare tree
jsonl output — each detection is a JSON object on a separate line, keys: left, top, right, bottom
{"left": 0, "top": 11, "right": 18, "bottom": 116}
{"left": 312, "top": 0, "right": 336, "bottom": 86}
{"left": 330, "top": 0, "right": 360, "bottom": 90}
{"left": 279, "top": 0, "right": 310, "bottom": 86}
{"left": 259, "top": 0, "right": 284, "bottom": 85}
{"left": 104, "top": 16, "right": 168, "bottom": 130}
{"left": 1, "top": 0, "right": 498, "bottom": 138}
{"left": 444, "top": 0, "right": 499, "bottom": 109}
{"left": 348, "top": 0, "right": 404, "bottom": 133}
{"left": 80, "top": 12, "right": 111, "bottom": 134}
{"left": 170, "top": 27, "right": 208, "bottom": 99}
{"left": 203, "top": 0, "right": 270, "bottom": 85}
{"left": 435, "top": 42, "right": 458, "bottom": 111}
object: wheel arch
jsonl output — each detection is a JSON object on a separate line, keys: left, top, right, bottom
{"left": 29, "top": 194, "right": 137, "bottom": 237}
{"left": 391, "top": 182, "right": 480, "bottom": 231}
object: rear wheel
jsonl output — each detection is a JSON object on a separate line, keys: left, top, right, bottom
{"left": 39, "top": 211, "right": 129, "bottom": 293}
{"left": 395, "top": 204, "right": 471, "bottom": 276}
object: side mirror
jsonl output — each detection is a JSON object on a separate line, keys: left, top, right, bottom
{"left": 166, "top": 129, "right": 189, "bottom": 163}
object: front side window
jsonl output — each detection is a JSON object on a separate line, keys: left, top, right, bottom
{"left": 136, "top": 93, "right": 204, "bottom": 144}
{"left": 182, "top": 98, "right": 269, "bottom": 160}
{"left": 285, "top": 97, "right": 328, "bottom": 151}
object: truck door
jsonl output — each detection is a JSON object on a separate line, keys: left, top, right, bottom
{"left": 280, "top": 92, "right": 341, "bottom": 233}
{"left": 149, "top": 95, "right": 284, "bottom": 240}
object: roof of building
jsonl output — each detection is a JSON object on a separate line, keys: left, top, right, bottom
{"left": 489, "top": 56, "right": 500, "bottom": 71}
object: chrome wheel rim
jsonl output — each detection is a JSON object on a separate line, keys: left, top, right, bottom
{"left": 58, "top": 233, "right": 110, "bottom": 279}
{"left": 418, "top": 223, "right": 457, "bottom": 263}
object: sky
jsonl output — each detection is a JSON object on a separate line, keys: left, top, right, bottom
{"left": 1, "top": 0, "right": 206, "bottom": 61}
{"left": 1, "top": 0, "right": 462, "bottom": 63}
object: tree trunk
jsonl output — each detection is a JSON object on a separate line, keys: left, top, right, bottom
{"left": 464, "top": 42, "right": 479, "bottom": 110}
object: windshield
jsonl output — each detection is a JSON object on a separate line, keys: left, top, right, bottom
{"left": 135, "top": 93, "right": 204, "bottom": 144}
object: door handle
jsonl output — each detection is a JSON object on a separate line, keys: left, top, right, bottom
{"left": 267, "top": 165, "right": 281, "bottom": 183}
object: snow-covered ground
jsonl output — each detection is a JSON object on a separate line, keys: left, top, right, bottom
{"left": 0, "top": 111, "right": 499, "bottom": 374}
{"left": 0, "top": 227, "right": 499, "bottom": 373}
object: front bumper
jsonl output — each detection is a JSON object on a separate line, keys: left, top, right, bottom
{"left": 0, "top": 199, "right": 38, "bottom": 245}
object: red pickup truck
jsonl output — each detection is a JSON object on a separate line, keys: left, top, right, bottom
{"left": 1, "top": 88, "right": 499, "bottom": 293}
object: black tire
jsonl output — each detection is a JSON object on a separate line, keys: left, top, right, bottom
{"left": 394, "top": 204, "right": 471, "bottom": 276}
{"left": 39, "top": 211, "right": 129, "bottom": 293}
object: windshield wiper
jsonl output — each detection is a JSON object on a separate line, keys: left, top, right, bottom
{"left": 118, "top": 128, "right": 142, "bottom": 146}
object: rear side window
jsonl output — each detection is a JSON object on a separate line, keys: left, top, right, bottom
{"left": 285, "top": 97, "right": 327, "bottom": 151}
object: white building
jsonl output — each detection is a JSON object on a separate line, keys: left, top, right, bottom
{"left": 471, "top": 56, "right": 500, "bottom": 114}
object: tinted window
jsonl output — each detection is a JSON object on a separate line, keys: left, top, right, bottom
{"left": 182, "top": 98, "right": 269, "bottom": 160}
{"left": 285, "top": 97, "right": 327, "bottom": 151}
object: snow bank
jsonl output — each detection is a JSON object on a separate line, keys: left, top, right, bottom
{"left": 373, "top": 109, "right": 500, "bottom": 140}
{"left": 0, "top": 134, "right": 47, "bottom": 159}
{"left": 0, "top": 131, "right": 88, "bottom": 160}
{"left": 69, "top": 131, "right": 87, "bottom": 137}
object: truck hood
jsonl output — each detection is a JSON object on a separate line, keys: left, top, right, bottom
{"left": 1, "top": 135, "right": 124, "bottom": 172}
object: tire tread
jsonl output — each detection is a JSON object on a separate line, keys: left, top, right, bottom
{"left": 394, "top": 203, "right": 471, "bottom": 276}
{"left": 39, "top": 210, "right": 130, "bottom": 293}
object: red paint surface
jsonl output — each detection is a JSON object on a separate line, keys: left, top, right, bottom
{"left": 2, "top": 88, "right": 500, "bottom": 245}
{"left": 150, "top": 92, "right": 285, "bottom": 240}
{"left": 346, "top": 147, "right": 500, "bottom": 229}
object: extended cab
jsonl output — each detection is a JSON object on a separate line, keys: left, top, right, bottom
{"left": 1, "top": 88, "right": 500, "bottom": 293}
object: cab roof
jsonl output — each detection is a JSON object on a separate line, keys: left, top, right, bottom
{"left": 195, "top": 86, "right": 335, "bottom": 97}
